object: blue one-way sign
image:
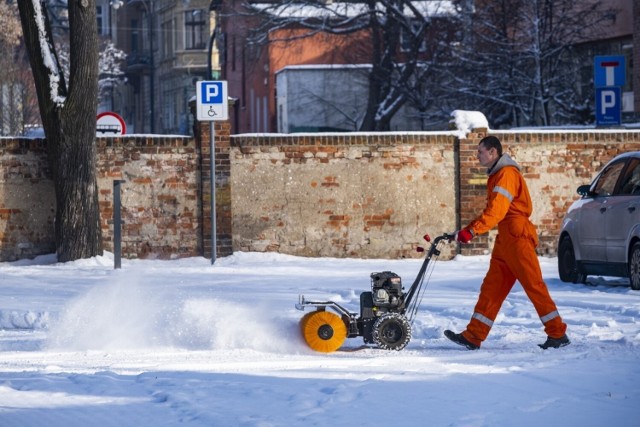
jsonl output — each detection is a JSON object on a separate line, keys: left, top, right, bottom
{"left": 594, "top": 56, "right": 626, "bottom": 87}
{"left": 196, "top": 81, "right": 228, "bottom": 121}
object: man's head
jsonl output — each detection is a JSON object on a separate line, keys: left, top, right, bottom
{"left": 477, "top": 136, "right": 502, "bottom": 168}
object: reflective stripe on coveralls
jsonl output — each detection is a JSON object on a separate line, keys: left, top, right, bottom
{"left": 472, "top": 312, "right": 494, "bottom": 327}
{"left": 460, "top": 154, "right": 568, "bottom": 348}
{"left": 540, "top": 310, "right": 560, "bottom": 324}
{"left": 493, "top": 186, "right": 513, "bottom": 202}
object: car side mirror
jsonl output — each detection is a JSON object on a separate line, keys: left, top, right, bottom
{"left": 577, "top": 184, "right": 592, "bottom": 197}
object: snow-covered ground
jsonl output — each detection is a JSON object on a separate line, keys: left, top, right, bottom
{"left": 0, "top": 245, "right": 639, "bottom": 426}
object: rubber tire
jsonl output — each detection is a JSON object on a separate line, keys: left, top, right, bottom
{"left": 628, "top": 242, "right": 640, "bottom": 290}
{"left": 301, "top": 310, "right": 347, "bottom": 353}
{"left": 558, "top": 236, "right": 586, "bottom": 284}
{"left": 372, "top": 313, "right": 411, "bottom": 351}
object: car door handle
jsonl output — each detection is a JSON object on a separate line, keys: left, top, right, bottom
{"left": 600, "top": 207, "right": 607, "bottom": 213}
{"left": 629, "top": 206, "right": 637, "bottom": 213}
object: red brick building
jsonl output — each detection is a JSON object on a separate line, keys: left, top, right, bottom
{"left": 216, "top": 1, "right": 638, "bottom": 135}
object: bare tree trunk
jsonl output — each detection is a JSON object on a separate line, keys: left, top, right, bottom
{"left": 18, "top": 0, "right": 102, "bottom": 262}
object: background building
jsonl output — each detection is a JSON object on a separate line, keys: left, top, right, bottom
{"left": 103, "top": 0, "right": 219, "bottom": 135}
{"left": 98, "top": 0, "right": 637, "bottom": 135}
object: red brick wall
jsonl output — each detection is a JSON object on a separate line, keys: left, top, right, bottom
{"left": 458, "top": 130, "right": 640, "bottom": 256}
{"left": 2, "top": 128, "right": 640, "bottom": 262}
{"left": 194, "top": 120, "right": 233, "bottom": 260}
{"left": 95, "top": 135, "right": 202, "bottom": 259}
{"left": 0, "top": 139, "right": 54, "bottom": 260}
{"left": 0, "top": 136, "right": 205, "bottom": 261}
{"left": 228, "top": 132, "right": 457, "bottom": 259}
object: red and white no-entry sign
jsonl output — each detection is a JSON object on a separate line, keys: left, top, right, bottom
{"left": 96, "top": 112, "right": 127, "bottom": 136}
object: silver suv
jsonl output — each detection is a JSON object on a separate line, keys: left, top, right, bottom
{"left": 558, "top": 151, "right": 640, "bottom": 290}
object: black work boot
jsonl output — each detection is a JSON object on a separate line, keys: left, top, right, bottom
{"left": 444, "top": 330, "right": 479, "bottom": 350}
{"left": 538, "top": 334, "right": 570, "bottom": 350}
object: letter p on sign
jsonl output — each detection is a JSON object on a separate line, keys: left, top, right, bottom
{"left": 600, "top": 90, "right": 616, "bottom": 114}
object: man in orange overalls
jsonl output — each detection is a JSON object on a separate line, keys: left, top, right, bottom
{"left": 445, "top": 136, "right": 570, "bottom": 350}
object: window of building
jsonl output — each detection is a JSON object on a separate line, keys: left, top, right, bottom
{"left": 131, "top": 19, "right": 139, "bottom": 52}
{"left": 163, "top": 89, "right": 176, "bottom": 131}
{"left": 185, "top": 9, "right": 206, "bottom": 50}
{"left": 96, "top": 5, "right": 107, "bottom": 36}
{"left": 162, "top": 19, "right": 175, "bottom": 59}
{"left": 401, "top": 20, "right": 427, "bottom": 53}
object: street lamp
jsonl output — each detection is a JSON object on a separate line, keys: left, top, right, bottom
{"left": 122, "top": 0, "right": 155, "bottom": 133}
{"left": 206, "top": 0, "right": 223, "bottom": 263}
{"left": 208, "top": 1, "right": 221, "bottom": 79}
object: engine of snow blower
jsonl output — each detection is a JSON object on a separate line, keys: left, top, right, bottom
{"left": 358, "top": 271, "right": 409, "bottom": 347}
{"left": 296, "top": 233, "right": 451, "bottom": 353}
{"left": 370, "top": 271, "right": 403, "bottom": 309}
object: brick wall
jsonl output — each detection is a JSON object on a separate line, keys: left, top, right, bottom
{"left": 458, "top": 130, "right": 640, "bottom": 256}
{"left": 0, "top": 135, "right": 203, "bottom": 261}
{"left": 229, "top": 132, "right": 457, "bottom": 259}
{"left": 0, "top": 139, "right": 55, "bottom": 260}
{"left": 96, "top": 135, "right": 201, "bottom": 259}
{"left": 229, "top": 129, "right": 640, "bottom": 259}
{"left": 194, "top": 120, "right": 233, "bottom": 260}
{"left": 2, "top": 127, "right": 640, "bottom": 262}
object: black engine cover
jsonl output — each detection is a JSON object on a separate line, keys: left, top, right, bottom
{"left": 370, "top": 271, "right": 403, "bottom": 309}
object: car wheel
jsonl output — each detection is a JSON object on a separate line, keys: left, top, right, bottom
{"left": 628, "top": 242, "right": 640, "bottom": 291}
{"left": 558, "top": 236, "right": 586, "bottom": 284}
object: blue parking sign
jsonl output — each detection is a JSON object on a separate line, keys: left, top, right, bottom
{"left": 595, "top": 87, "right": 621, "bottom": 126}
{"left": 196, "top": 81, "right": 228, "bottom": 121}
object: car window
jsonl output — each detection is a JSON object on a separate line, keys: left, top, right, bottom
{"left": 617, "top": 159, "right": 640, "bottom": 195}
{"left": 591, "top": 160, "right": 626, "bottom": 197}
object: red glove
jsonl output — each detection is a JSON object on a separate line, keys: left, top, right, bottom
{"left": 455, "top": 229, "right": 474, "bottom": 244}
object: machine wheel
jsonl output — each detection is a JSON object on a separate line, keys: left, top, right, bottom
{"left": 301, "top": 310, "right": 347, "bottom": 353}
{"left": 628, "top": 242, "right": 640, "bottom": 291}
{"left": 558, "top": 236, "right": 586, "bottom": 284}
{"left": 372, "top": 313, "right": 411, "bottom": 351}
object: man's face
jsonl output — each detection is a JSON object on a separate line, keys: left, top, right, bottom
{"left": 477, "top": 143, "right": 499, "bottom": 168}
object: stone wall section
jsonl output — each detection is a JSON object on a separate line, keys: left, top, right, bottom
{"left": 2, "top": 128, "right": 640, "bottom": 262}
{"left": 230, "top": 133, "right": 457, "bottom": 259}
{"left": 0, "top": 139, "right": 55, "bottom": 260}
{"left": 96, "top": 136, "right": 201, "bottom": 259}
{"left": 458, "top": 130, "right": 640, "bottom": 256}
{"left": 0, "top": 136, "right": 202, "bottom": 261}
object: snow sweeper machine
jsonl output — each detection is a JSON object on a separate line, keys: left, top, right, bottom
{"left": 296, "top": 233, "right": 452, "bottom": 352}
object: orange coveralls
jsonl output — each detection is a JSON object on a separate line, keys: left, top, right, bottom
{"left": 461, "top": 154, "right": 567, "bottom": 347}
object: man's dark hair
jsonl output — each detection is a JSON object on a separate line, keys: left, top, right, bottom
{"left": 479, "top": 136, "right": 503, "bottom": 156}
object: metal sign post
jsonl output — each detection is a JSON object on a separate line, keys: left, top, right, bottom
{"left": 196, "top": 81, "right": 228, "bottom": 264}
{"left": 210, "top": 123, "right": 216, "bottom": 264}
{"left": 113, "top": 180, "right": 125, "bottom": 269}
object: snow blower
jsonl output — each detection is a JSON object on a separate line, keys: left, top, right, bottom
{"left": 296, "top": 233, "right": 453, "bottom": 352}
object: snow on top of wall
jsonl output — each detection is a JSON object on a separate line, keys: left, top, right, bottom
{"left": 450, "top": 110, "right": 489, "bottom": 137}
{"left": 276, "top": 64, "right": 373, "bottom": 74}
